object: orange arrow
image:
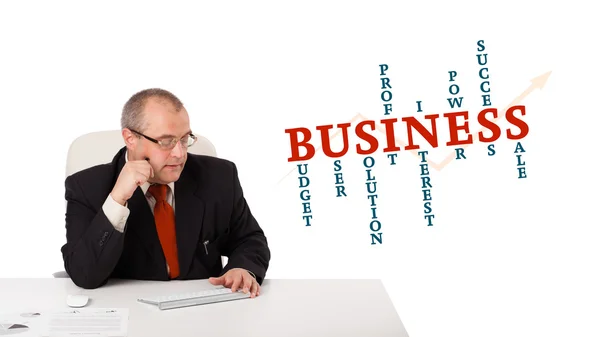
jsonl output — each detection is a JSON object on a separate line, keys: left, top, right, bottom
{"left": 433, "top": 71, "right": 551, "bottom": 170}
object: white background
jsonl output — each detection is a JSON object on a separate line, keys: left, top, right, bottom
{"left": 1, "top": 1, "right": 599, "bottom": 336}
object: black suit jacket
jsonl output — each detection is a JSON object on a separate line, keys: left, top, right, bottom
{"left": 61, "top": 146, "right": 270, "bottom": 289}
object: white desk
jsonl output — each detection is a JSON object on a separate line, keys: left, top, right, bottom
{"left": 0, "top": 278, "right": 409, "bottom": 337}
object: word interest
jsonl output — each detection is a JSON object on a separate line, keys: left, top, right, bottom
{"left": 419, "top": 151, "right": 435, "bottom": 226}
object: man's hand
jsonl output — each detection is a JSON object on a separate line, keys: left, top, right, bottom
{"left": 110, "top": 160, "right": 154, "bottom": 205}
{"left": 209, "top": 268, "right": 260, "bottom": 298}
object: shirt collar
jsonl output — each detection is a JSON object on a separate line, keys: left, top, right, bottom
{"left": 125, "top": 150, "right": 175, "bottom": 196}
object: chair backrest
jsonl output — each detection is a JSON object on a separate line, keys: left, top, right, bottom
{"left": 66, "top": 130, "right": 217, "bottom": 177}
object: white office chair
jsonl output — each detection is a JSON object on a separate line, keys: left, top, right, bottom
{"left": 54, "top": 130, "right": 221, "bottom": 278}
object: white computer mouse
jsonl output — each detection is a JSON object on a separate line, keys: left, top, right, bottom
{"left": 66, "top": 294, "right": 89, "bottom": 308}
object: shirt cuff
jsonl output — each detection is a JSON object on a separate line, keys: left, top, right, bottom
{"left": 102, "top": 194, "right": 130, "bottom": 233}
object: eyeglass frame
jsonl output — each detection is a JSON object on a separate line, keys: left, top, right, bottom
{"left": 128, "top": 128, "right": 198, "bottom": 150}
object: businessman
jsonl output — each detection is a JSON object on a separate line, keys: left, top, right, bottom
{"left": 61, "top": 88, "right": 270, "bottom": 297}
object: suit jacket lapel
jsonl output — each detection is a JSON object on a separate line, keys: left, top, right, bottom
{"left": 174, "top": 163, "right": 205, "bottom": 278}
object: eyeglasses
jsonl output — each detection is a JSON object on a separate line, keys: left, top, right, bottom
{"left": 129, "top": 128, "right": 198, "bottom": 150}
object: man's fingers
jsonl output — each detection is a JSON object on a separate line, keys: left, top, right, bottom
{"left": 215, "top": 270, "right": 260, "bottom": 296}
{"left": 225, "top": 275, "right": 235, "bottom": 288}
{"left": 128, "top": 161, "right": 154, "bottom": 179}
{"left": 231, "top": 276, "right": 242, "bottom": 293}
{"left": 209, "top": 276, "right": 224, "bottom": 285}
{"left": 142, "top": 161, "right": 154, "bottom": 178}
{"left": 113, "top": 160, "right": 155, "bottom": 203}
{"left": 138, "top": 166, "right": 149, "bottom": 178}
{"left": 250, "top": 280, "right": 258, "bottom": 298}
{"left": 134, "top": 172, "right": 149, "bottom": 186}
{"left": 242, "top": 274, "right": 253, "bottom": 294}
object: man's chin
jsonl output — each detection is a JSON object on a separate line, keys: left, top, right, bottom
{"left": 162, "top": 168, "right": 182, "bottom": 181}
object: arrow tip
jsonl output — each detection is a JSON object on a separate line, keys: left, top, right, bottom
{"left": 531, "top": 71, "right": 552, "bottom": 90}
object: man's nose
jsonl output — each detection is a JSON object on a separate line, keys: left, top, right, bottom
{"left": 170, "top": 140, "right": 185, "bottom": 158}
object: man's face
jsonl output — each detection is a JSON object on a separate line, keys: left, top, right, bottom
{"left": 126, "top": 97, "right": 191, "bottom": 184}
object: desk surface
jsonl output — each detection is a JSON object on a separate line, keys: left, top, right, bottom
{"left": 0, "top": 278, "right": 409, "bottom": 337}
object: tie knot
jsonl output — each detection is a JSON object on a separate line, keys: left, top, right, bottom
{"left": 148, "top": 184, "right": 168, "bottom": 202}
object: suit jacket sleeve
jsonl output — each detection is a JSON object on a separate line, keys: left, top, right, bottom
{"left": 220, "top": 163, "right": 271, "bottom": 284}
{"left": 61, "top": 174, "right": 126, "bottom": 289}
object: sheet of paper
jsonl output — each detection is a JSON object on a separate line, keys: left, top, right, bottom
{"left": 41, "top": 308, "right": 128, "bottom": 337}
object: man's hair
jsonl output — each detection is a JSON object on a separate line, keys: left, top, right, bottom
{"left": 121, "top": 88, "right": 184, "bottom": 132}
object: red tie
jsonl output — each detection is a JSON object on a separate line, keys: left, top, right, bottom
{"left": 148, "top": 184, "right": 180, "bottom": 279}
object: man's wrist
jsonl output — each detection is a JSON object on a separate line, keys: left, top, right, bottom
{"left": 103, "top": 194, "right": 130, "bottom": 233}
{"left": 110, "top": 192, "right": 126, "bottom": 206}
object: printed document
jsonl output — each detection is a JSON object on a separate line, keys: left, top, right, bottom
{"left": 42, "top": 308, "right": 128, "bottom": 337}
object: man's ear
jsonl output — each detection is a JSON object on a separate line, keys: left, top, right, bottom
{"left": 122, "top": 128, "right": 136, "bottom": 149}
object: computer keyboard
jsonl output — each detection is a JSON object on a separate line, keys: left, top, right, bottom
{"left": 137, "top": 287, "right": 251, "bottom": 310}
